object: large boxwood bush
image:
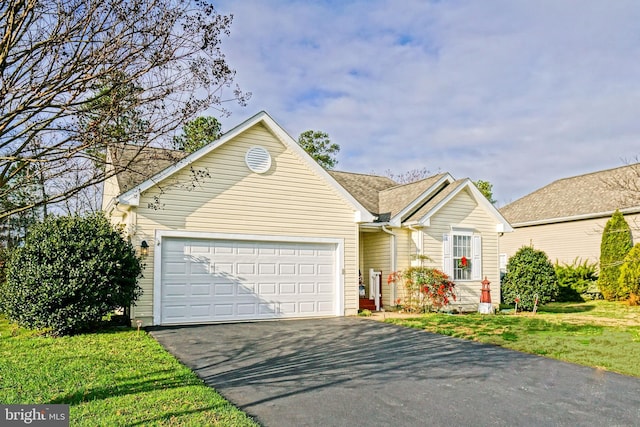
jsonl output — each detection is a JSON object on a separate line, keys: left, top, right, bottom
{"left": 502, "top": 246, "right": 558, "bottom": 311}
{"left": 0, "top": 212, "right": 142, "bottom": 335}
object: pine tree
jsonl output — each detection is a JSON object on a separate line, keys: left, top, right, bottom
{"left": 599, "top": 210, "right": 633, "bottom": 300}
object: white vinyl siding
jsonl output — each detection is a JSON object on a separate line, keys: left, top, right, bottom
{"left": 129, "top": 123, "right": 360, "bottom": 325}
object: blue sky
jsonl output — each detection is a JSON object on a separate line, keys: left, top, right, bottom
{"left": 211, "top": 0, "right": 640, "bottom": 206}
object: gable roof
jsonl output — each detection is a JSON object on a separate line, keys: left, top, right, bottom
{"left": 379, "top": 173, "right": 452, "bottom": 223}
{"left": 113, "top": 111, "right": 375, "bottom": 222}
{"left": 332, "top": 170, "right": 511, "bottom": 231}
{"left": 404, "top": 178, "right": 513, "bottom": 232}
{"left": 328, "top": 171, "right": 397, "bottom": 214}
{"left": 500, "top": 163, "right": 640, "bottom": 226}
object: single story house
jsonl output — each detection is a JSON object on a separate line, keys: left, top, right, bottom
{"left": 102, "top": 111, "right": 512, "bottom": 326}
{"left": 499, "top": 164, "right": 640, "bottom": 267}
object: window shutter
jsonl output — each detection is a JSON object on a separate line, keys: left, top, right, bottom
{"left": 472, "top": 235, "right": 482, "bottom": 280}
{"left": 442, "top": 234, "right": 453, "bottom": 277}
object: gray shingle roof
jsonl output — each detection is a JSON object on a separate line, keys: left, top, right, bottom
{"left": 328, "top": 171, "right": 397, "bottom": 214}
{"left": 110, "top": 145, "right": 188, "bottom": 192}
{"left": 500, "top": 163, "right": 640, "bottom": 225}
{"left": 378, "top": 173, "right": 449, "bottom": 218}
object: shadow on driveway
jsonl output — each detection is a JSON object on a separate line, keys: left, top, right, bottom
{"left": 150, "top": 317, "right": 640, "bottom": 426}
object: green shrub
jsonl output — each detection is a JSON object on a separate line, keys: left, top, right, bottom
{"left": 0, "top": 212, "right": 142, "bottom": 335}
{"left": 502, "top": 246, "right": 558, "bottom": 311}
{"left": 554, "top": 258, "right": 599, "bottom": 302}
{"left": 619, "top": 243, "right": 640, "bottom": 302}
{"left": 599, "top": 210, "right": 633, "bottom": 300}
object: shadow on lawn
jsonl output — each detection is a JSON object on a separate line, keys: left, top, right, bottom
{"left": 47, "top": 369, "right": 188, "bottom": 405}
{"left": 537, "top": 303, "right": 596, "bottom": 314}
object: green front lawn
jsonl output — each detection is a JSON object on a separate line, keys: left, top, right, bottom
{"left": 385, "top": 301, "right": 640, "bottom": 377}
{"left": 0, "top": 317, "right": 258, "bottom": 426}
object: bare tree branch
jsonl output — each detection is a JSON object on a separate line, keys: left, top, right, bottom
{"left": 0, "top": 0, "right": 250, "bottom": 220}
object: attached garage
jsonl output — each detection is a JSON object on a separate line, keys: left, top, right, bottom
{"left": 104, "top": 112, "right": 374, "bottom": 326}
{"left": 154, "top": 231, "right": 344, "bottom": 325}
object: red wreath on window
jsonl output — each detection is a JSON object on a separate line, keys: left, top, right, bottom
{"left": 458, "top": 256, "right": 468, "bottom": 269}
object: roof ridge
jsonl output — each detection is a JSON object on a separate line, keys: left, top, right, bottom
{"left": 330, "top": 170, "right": 394, "bottom": 180}
{"left": 547, "top": 162, "right": 640, "bottom": 185}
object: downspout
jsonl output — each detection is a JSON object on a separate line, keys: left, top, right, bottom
{"left": 382, "top": 225, "right": 396, "bottom": 304}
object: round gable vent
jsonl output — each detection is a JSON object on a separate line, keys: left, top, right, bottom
{"left": 245, "top": 146, "right": 272, "bottom": 173}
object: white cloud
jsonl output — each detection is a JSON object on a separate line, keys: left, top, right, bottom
{"left": 213, "top": 0, "right": 640, "bottom": 205}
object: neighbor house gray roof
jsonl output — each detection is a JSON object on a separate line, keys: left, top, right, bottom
{"left": 110, "top": 145, "right": 188, "bottom": 192}
{"left": 500, "top": 163, "right": 640, "bottom": 226}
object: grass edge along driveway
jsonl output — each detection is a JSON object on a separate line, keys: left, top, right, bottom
{"left": 383, "top": 301, "right": 640, "bottom": 378}
{"left": 0, "top": 316, "right": 258, "bottom": 426}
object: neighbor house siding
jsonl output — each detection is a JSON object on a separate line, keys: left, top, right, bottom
{"left": 422, "top": 189, "right": 501, "bottom": 308}
{"left": 360, "top": 231, "right": 392, "bottom": 306}
{"left": 129, "top": 123, "right": 360, "bottom": 324}
{"left": 500, "top": 213, "right": 640, "bottom": 266}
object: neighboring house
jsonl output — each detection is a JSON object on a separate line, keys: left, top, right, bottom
{"left": 102, "top": 111, "right": 512, "bottom": 326}
{"left": 499, "top": 164, "right": 640, "bottom": 268}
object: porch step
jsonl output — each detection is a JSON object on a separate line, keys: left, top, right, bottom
{"left": 359, "top": 298, "right": 381, "bottom": 311}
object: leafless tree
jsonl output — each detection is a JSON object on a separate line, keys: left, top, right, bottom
{"left": 0, "top": 0, "right": 249, "bottom": 220}
{"left": 382, "top": 167, "right": 437, "bottom": 184}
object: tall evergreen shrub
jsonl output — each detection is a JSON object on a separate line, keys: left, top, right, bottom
{"left": 599, "top": 210, "right": 633, "bottom": 300}
{"left": 0, "top": 212, "right": 142, "bottom": 335}
{"left": 619, "top": 243, "right": 640, "bottom": 303}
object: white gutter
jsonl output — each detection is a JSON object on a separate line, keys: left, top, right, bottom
{"left": 382, "top": 225, "right": 396, "bottom": 304}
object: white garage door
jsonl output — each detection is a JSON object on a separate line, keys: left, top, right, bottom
{"left": 160, "top": 237, "right": 337, "bottom": 324}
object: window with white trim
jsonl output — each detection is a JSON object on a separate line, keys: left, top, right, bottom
{"left": 443, "top": 230, "right": 482, "bottom": 281}
{"left": 453, "top": 233, "right": 472, "bottom": 280}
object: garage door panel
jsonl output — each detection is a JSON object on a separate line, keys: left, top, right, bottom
{"left": 258, "top": 283, "right": 277, "bottom": 295}
{"left": 213, "top": 262, "right": 233, "bottom": 274}
{"left": 279, "top": 283, "right": 296, "bottom": 294}
{"left": 214, "top": 283, "right": 234, "bottom": 296}
{"left": 299, "top": 264, "right": 315, "bottom": 275}
{"left": 259, "top": 263, "right": 277, "bottom": 274}
{"left": 160, "top": 237, "right": 337, "bottom": 324}
{"left": 191, "top": 283, "right": 212, "bottom": 296}
{"left": 318, "top": 282, "right": 333, "bottom": 294}
{"left": 299, "top": 283, "right": 315, "bottom": 293}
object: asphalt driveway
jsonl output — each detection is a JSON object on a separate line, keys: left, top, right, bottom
{"left": 150, "top": 317, "right": 640, "bottom": 426}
